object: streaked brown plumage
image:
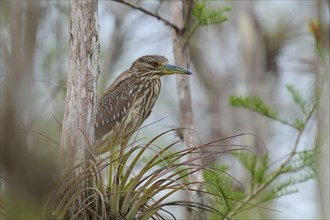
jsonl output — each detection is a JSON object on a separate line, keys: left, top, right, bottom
{"left": 94, "top": 55, "right": 191, "bottom": 155}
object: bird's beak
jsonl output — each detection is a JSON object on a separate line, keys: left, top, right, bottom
{"left": 161, "top": 64, "right": 192, "bottom": 75}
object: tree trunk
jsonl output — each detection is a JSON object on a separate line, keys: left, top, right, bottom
{"left": 60, "top": 0, "right": 99, "bottom": 169}
{"left": 60, "top": 1, "right": 99, "bottom": 218}
{"left": 171, "top": 1, "right": 207, "bottom": 219}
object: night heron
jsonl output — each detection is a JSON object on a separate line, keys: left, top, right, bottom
{"left": 94, "top": 55, "right": 191, "bottom": 156}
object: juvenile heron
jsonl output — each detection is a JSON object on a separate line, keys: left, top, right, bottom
{"left": 94, "top": 55, "right": 191, "bottom": 155}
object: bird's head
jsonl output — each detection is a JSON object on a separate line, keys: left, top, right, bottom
{"left": 131, "top": 55, "right": 192, "bottom": 78}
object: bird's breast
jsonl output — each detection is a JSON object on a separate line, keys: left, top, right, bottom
{"left": 94, "top": 78, "right": 161, "bottom": 154}
{"left": 128, "top": 78, "right": 161, "bottom": 123}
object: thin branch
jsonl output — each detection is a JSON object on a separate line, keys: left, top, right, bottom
{"left": 113, "top": 0, "right": 180, "bottom": 32}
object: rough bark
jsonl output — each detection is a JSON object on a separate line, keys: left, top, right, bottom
{"left": 60, "top": 0, "right": 99, "bottom": 170}
{"left": 171, "top": 1, "right": 207, "bottom": 219}
{"left": 60, "top": 2, "right": 99, "bottom": 218}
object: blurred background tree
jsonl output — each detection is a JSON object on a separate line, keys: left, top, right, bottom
{"left": 0, "top": 0, "right": 329, "bottom": 219}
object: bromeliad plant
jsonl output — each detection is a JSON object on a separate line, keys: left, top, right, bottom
{"left": 45, "top": 129, "right": 251, "bottom": 220}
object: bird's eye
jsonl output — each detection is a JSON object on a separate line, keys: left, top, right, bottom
{"left": 151, "top": 61, "right": 158, "bottom": 67}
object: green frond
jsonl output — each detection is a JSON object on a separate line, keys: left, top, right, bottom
{"left": 233, "top": 150, "right": 257, "bottom": 174}
{"left": 229, "top": 96, "right": 280, "bottom": 120}
{"left": 229, "top": 95, "right": 311, "bottom": 131}
{"left": 233, "top": 151, "right": 270, "bottom": 189}
{"left": 261, "top": 180, "right": 299, "bottom": 203}
{"left": 204, "top": 165, "right": 246, "bottom": 218}
{"left": 285, "top": 84, "right": 309, "bottom": 116}
{"left": 253, "top": 155, "right": 269, "bottom": 186}
{"left": 292, "top": 118, "right": 305, "bottom": 131}
{"left": 261, "top": 169, "right": 315, "bottom": 204}
{"left": 282, "top": 149, "right": 317, "bottom": 174}
{"left": 193, "top": 2, "right": 230, "bottom": 26}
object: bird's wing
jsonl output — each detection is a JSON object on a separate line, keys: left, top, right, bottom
{"left": 94, "top": 75, "right": 136, "bottom": 141}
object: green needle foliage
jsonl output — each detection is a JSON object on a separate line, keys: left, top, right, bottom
{"left": 229, "top": 96, "right": 279, "bottom": 120}
{"left": 193, "top": 2, "right": 230, "bottom": 26}
{"left": 202, "top": 83, "right": 319, "bottom": 219}
{"left": 285, "top": 85, "right": 309, "bottom": 117}
{"left": 229, "top": 83, "right": 316, "bottom": 131}
{"left": 185, "top": 1, "right": 230, "bottom": 44}
{"left": 204, "top": 164, "right": 245, "bottom": 218}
